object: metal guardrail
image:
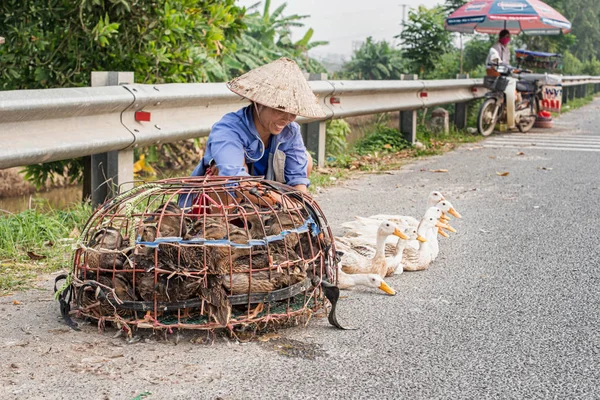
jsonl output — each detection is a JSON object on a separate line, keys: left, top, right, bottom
{"left": 1, "top": 76, "right": 599, "bottom": 170}
{"left": 561, "top": 75, "right": 600, "bottom": 87}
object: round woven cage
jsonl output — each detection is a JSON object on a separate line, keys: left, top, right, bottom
{"left": 58, "top": 177, "right": 337, "bottom": 333}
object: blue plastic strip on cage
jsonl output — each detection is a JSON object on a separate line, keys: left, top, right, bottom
{"left": 135, "top": 216, "right": 319, "bottom": 247}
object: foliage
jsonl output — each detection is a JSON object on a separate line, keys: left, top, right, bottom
{"left": 426, "top": 50, "right": 460, "bottom": 79}
{"left": 0, "top": 0, "right": 246, "bottom": 89}
{"left": 325, "top": 119, "right": 350, "bottom": 157}
{"left": 463, "top": 36, "right": 495, "bottom": 74}
{"left": 223, "top": 0, "right": 327, "bottom": 78}
{"left": 562, "top": 51, "right": 584, "bottom": 75}
{"left": 340, "top": 37, "right": 406, "bottom": 80}
{"left": 560, "top": 0, "right": 600, "bottom": 62}
{"left": 582, "top": 57, "right": 600, "bottom": 76}
{"left": 397, "top": 6, "right": 453, "bottom": 76}
{"left": 21, "top": 160, "right": 85, "bottom": 190}
{"left": 354, "top": 125, "right": 411, "bottom": 155}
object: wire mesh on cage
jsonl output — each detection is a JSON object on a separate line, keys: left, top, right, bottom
{"left": 55, "top": 176, "right": 341, "bottom": 335}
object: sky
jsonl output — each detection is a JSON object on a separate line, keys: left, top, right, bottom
{"left": 236, "top": 0, "right": 444, "bottom": 58}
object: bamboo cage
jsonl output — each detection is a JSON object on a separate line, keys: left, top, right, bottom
{"left": 55, "top": 176, "right": 338, "bottom": 335}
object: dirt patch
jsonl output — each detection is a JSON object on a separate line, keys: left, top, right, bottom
{"left": 260, "top": 337, "right": 326, "bottom": 360}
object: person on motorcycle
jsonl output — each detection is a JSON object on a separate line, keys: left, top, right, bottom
{"left": 486, "top": 29, "right": 517, "bottom": 130}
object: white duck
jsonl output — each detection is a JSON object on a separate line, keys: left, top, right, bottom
{"left": 335, "top": 220, "right": 408, "bottom": 278}
{"left": 338, "top": 226, "right": 427, "bottom": 276}
{"left": 336, "top": 265, "right": 396, "bottom": 295}
{"left": 342, "top": 199, "right": 461, "bottom": 247}
{"left": 402, "top": 209, "right": 448, "bottom": 272}
{"left": 340, "top": 191, "right": 445, "bottom": 234}
{"left": 365, "top": 190, "right": 447, "bottom": 227}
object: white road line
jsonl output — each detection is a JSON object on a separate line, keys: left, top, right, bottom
{"left": 491, "top": 135, "right": 600, "bottom": 142}
{"left": 483, "top": 144, "right": 600, "bottom": 152}
{"left": 485, "top": 140, "right": 600, "bottom": 148}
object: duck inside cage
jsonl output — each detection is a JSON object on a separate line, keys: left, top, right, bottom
{"left": 54, "top": 176, "right": 342, "bottom": 337}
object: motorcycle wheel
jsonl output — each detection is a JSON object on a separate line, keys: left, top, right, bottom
{"left": 517, "top": 99, "right": 539, "bottom": 133}
{"left": 477, "top": 98, "right": 499, "bottom": 137}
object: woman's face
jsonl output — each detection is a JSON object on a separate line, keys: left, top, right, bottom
{"left": 256, "top": 104, "right": 297, "bottom": 134}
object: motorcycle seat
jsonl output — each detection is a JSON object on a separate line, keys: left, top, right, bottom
{"left": 517, "top": 80, "right": 536, "bottom": 93}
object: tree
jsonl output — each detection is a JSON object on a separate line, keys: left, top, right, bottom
{"left": 223, "top": 0, "right": 328, "bottom": 78}
{"left": 341, "top": 37, "right": 406, "bottom": 80}
{"left": 397, "top": 6, "right": 453, "bottom": 76}
{"left": 462, "top": 36, "right": 495, "bottom": 73}
{"left": 0, "top": 0, "right": 247, "bottom": 90}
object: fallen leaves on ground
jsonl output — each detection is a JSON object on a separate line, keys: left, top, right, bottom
{"left": 496, "top": 171, "right": 510, "bottom": 176}
{"left": 517, "top": 152, "right": 525, "bottom": 156}
{"left": 430, "top": 169, "right": 449, "bottom": 173}
{"left": 26, "top": 251, "right": 46, "bottom": 261}
{"left": 13, "top": 300, "right": 22, "bottom": 305}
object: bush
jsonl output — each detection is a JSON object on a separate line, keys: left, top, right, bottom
{"left": 562, "top": 51, "right": 584, "bottom": 75}
{"left": 325, "top": 119, "right": 350, "bottom": 157}
{"left": 582, "top": 57, "right": 600, "bottom": 76}
{"left": 354, "top": 124, "right": 411, "bottom": 155}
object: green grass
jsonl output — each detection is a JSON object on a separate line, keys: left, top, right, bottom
{"left": 554, "top": 93, "right": 597, "bottom": 117}
{"left": 0, "top": 200, "right": 91, "bottom": 294}
{"left": 309, "top": 168, "right": 348, "bottom": 193}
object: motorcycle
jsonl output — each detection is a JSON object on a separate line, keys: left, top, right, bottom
{"left": 477, "top": 64, "right": 543, "bottom": 136}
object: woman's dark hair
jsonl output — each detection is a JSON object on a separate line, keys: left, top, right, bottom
{"left": 499, "top": 29, "right": 510, "bottom": 39}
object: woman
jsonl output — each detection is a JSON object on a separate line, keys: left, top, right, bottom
{"left": 187, "top": 57, "right": 326, "bottom": 193}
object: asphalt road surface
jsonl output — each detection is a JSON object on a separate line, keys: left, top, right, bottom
{"left": 1, "top": 99, "right": 599, "bottom": 400}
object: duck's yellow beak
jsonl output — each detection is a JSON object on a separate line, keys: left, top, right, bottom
{"left": 417, "top": 235, "right": 427, "bottom": 243}
{"left": 438, "top": 228, "right": 450, "bottom": 238}
{"left": 440, "top": 214, "right": 450, "bottom": 222}
{"left": 448, "top": 208, "right": 462, "bottom": 219}
{"left": 444, "top": 224, "right": 457, "bottom": 233}
{"left": 379, "top": 281, "right": 396, "bottom": 296}
{"left": 393, "top": 228, "right": 409, "bottom": 240}
{"left": 436, "top": 221, "right": 450, "bottom": 230}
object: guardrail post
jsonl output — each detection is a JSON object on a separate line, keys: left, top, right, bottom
{"left": 84, "top": 71, "right": 135, "bottom": 207}
{"left": 399, "top": 74, "right": 418, "bottom": 144}
{"left": 454, "top": 74, "right": 469, "bottom": 130}
{"left": 575, "top": 84, "right": 583, "bottom": 99}
{"left": 568, "top": 86, "right": 576, "bottom": 101}
{"left": 562, "top": 86, "right": 568, "bottom": 105}
{"left": 302, "top": 73, "right": 328, "bottom": 167}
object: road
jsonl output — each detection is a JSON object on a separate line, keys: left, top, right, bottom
{"left": 1, "top": 99, "right": 599, "bottom": 400}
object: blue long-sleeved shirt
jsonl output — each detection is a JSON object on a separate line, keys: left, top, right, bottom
{"left": 178, "top": 106, "right": 310, "bottom": 209}
{"left": 189, "top": 105, "right": 309, "bottom": 186}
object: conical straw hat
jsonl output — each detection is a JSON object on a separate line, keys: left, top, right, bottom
{"left": 227, "top": 57, "right": 326, "bottom": 119}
